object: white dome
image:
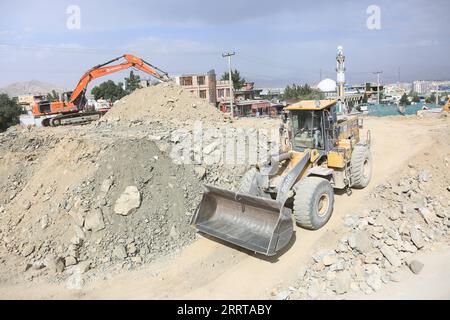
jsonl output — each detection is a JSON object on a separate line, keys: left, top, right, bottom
{"left": 317, "top": 78, "right": 337, "bottom": 92}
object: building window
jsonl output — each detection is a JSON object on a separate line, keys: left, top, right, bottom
{"left": 218, "top": 89, "right": 225, "bottom": 98}
{"left": 226, "top": 88, "right": 230, "bottom": 97}
{"left": 181, "top": 77, "right": 193, "bottom": 86}
{"left": 197, "top": 76, "right": 205, "bottom": 86}
{"left": 199, "top": 90, "right": 207, "bottom": 99}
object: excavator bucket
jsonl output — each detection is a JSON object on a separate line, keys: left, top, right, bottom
{"left": 191, "top": 185, "right": 293, "bottom": 256}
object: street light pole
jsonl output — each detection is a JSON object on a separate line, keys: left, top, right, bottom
{"left": 222, "top": 52, "right": 235, "bottom": 119}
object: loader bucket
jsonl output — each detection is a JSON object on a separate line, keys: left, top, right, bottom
{"left": 191, "top": 185, "right": 293, "bottom": 256}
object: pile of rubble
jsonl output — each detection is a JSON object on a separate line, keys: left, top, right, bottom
{"left": 0, "top": 83, "right": 282, "bottom": 288}
{"left": 100, "top": 82, "right": 226, "bottom": 128}
{"left": 275, "top": 155, "right": 450, "bottom": 300}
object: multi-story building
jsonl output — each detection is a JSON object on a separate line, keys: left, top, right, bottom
{"left": 413, "top": 81, "right": 432, "bottom": 95}
{"left": 174, "top": 70, "right": 232, "bottom": 105}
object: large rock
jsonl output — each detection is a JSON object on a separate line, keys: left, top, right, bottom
{"left": 418, "top": 207, "right": 436, "bottom": 225}
{"left": 409, "top": 260, "right": 424, "bottom": 274}
{"left": 410, "top": 227, "right": 424, "bottom": 249}
{"left": 100, "top": 177, "right": 114, "bottom": 194}
{"left": 114, "top": 186, "right": 141, "bottom": 216}
{"left": 380, "top": 245, "right": 402, "bottom": 267}
{"left": 21, "top": 244, "right": 35, "bottom": 257}
{"left": 353, "top": 232, "right": 373, "bottom": 254}
{"left": 113, "top": 245, "right": 127, "bottom": 260}
{"left": 84, "top": 209, "right": 105, "bottom": 232}
{"left": 331, "top": 271, "right": 351, "bottom": 294}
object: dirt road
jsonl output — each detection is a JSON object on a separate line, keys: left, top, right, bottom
{"left": 1, "top": 116, "right": 449, "bottom": 299}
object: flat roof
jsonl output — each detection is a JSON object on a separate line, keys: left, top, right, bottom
{"left": 285, "top": 99, "right": 336, "bottom": 111}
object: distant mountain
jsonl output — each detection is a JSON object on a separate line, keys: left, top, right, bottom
{"left": 0, "top": 80, "right": 64, "bottom": 97}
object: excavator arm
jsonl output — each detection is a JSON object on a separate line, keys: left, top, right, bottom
{"left": 69, "top": 54, "right": 169, "bottom": 107}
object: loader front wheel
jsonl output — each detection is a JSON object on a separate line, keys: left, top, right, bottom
{"left": 350, "top": 145, "right": 372, "bottom": 189}
{"left": 293, "top": 177, "right": 334, "bottom": 230}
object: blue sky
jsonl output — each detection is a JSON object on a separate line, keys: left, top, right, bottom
{"left": 0, "top": 0, "right": 449, "bottom": 88}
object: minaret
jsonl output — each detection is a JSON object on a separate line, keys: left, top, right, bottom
{"left": 336, "top": 46, "right": 346, "bottom": 102}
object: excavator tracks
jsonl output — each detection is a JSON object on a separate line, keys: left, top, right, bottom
{"left": 42, "top": 112, "right": 103, "bottom": 127}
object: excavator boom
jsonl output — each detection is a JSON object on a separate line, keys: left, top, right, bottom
{"left": 32, "top": 54, "right": 169, "bottom": 126}
{"left": 69, "top": 54, "right": 170, "bottom": 106}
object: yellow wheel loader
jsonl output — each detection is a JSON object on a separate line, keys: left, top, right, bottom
{"left": 191, "top": 100, "right": 372, "bottom": 256}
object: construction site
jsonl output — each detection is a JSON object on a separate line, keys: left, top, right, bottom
{"left": 1, "top": 1, "right": 450, "bottom": 304}
{"left": 0, "top": 76, "right": 449, "bottom": 299}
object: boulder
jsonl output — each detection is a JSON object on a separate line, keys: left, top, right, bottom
{"left": 113, "top": 245, "right": 127, "bottom": 260}
{"left": 114, "top": 186, "right": 141, "bottom": 216}
{"left": 380, "top": 245, "right": 402, "bottom": 267}
{"left": 331, "top": 271, "right": 351, "bottom": 294}
{"left": 410, "top": 227, "right": 424, "bottom": 249}
{"left": 100, "top": 178, "right": 114, "bottom": 194}
{"left": 65, "top": 256, "right": 77, "bottom": 267}
{"left": 84, "top": 209, "right": 105, "bottom": 232}
{"left": 353, "top": 231, "right": 373, "bottom": 254}
{"left": 408, "top": 260, "right": 424, "bottom": 274}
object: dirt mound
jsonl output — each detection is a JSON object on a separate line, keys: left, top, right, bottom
{"left": 101, "top": 82, "right": 226, "bottom": 128}
{"left": 0, "top": 127, "right": 203, "bottom": 285}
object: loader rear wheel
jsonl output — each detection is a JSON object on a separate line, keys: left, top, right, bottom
{"left": 293, "top": 177, "right": 334, "bottom": 230}
{"left": 350, "top": 145, "right": 372, "bottom": 189}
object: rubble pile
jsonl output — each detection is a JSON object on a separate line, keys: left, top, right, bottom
{"left": 275, "top": 154, "right": 450, "bottom": 300}
{"left": 100, "top": 82, "right": 226, "bottom": 128}
{"left": 0, "top": 83, "right": 283, "bottom": 287}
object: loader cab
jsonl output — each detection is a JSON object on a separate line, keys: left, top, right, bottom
{"left": 285, "top": 100, "right": 337, "bottom": 152}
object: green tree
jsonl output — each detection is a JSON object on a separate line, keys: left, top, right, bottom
{"left": 221, "top": 69, "right": 246, "bottom": 90}
{"left": 399, "top": 93, "right": 410, "bottom": 106}
{"left": 425, "top": 93, "right": 436, "bottom": 104}
{"left": 0, "top": 94, "right": 23, "bottom": 131}
{"left": 91, "top": 80, "right": 127, "bottom": 102}
{"left": 282, "top": 83, "right": 324, "bottom": 100}
{"left": 411, "top": 93, "right": 420, "bottom": 103}
{"left": 47, "top": 90, "right": 60, "bottom": 102}
{"left": 362, "top": 93, "right": 368, "bottom": 103}
{"left": 125, "top": 70, "right": 141, "bottom": 94}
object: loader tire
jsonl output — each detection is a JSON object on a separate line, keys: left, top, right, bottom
{"left": 350, "top": 145, "right": 372, "bottom": 189}
{"left": 293, "top": 177, "right": 334, "bottom": 230}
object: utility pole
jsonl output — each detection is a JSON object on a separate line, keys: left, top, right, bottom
{"left": 436, "top": 83, "right": 439, "bottom": 105}
{"left": 373, "top": 71, "right": 383, "bottom": 105}
{"left": 222, "top": 52, "right": 236, "bottom": 119}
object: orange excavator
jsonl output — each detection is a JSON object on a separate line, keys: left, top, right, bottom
{"left": 32, "top": 54, "right": 170, "bottom": 126}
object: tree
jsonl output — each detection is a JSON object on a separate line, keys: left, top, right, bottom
{"left": 91, "top": 80, "right": 127, "bottom": 102}
{"left": 0, "top": 94, "right": 23, "bottom": 131}
{"left": 47, "top": 90, "right": 60, "bottom": 102}
{"left": 425, "top": 93, "right": 436, "bottom": 104}
{"left": 282, "top": 83, "right": 324, "bottom": 100}
{"left": 362, "top": 93, "right": 368, "bottom": 103}
{"left": 411, "top": 93, "right": 420, "bottom": 103}
{"left": 399, "top": 93, "right": 410, "bottom": 106}
{"left": 125, "top": 70, "right": 141, "bottom": 94}
{"left": 221, "top": 69, "right": 246, "bottom": 90}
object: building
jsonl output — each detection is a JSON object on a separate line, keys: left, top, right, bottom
{"left": 175, "top": 70, "right": 232, "bottom": 105}
{"left": 258, "top": 88, "right": 284, "bottom": 101}
{"left": 413, "top": 81, "right": 432, "bottom": 95}
{"left": 17, "top": 94, "right": 47, "bottom": 113}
